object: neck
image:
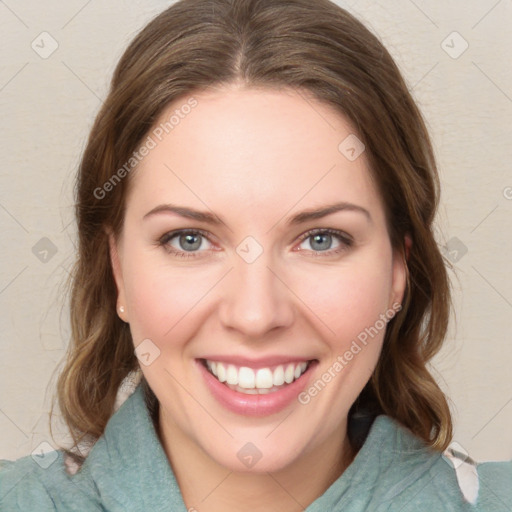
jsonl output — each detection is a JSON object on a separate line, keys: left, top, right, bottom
{"left": 157, "top": 410, "right": 356, "bottom": 512}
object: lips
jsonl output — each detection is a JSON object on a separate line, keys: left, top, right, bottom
{"left": 197, "top": 357, "right": 318, "bottom": 416}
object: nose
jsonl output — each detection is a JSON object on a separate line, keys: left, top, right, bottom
{"left": 218, "top": 251, "right": 295, "bottom": 339}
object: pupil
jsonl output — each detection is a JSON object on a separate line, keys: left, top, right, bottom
{"left": 181, "top": 233, "right": 201, "bottom": 251}
{"left": 311, "top": 233, "right": 331, "bottom": 251}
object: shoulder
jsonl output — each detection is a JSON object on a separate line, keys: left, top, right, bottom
{"left": 0, "top": 372, "right": 145, "bottom": 512}
{"left": 364, "top": 416, "right": 512, "bottom": 511}
{"left": 473, "top": 458, "right": 512, "bottom": 511}
{"left": 434, "top": 439, "right": 512, "bottom": 510}
{"left": 1, "top": 372, "right": 144, "bottom": 511}
{"left": 1, "top": 454, "right": 58, "bottom": 511}
{"left": 0, "top": 451, "right": 101, "bottom": 511}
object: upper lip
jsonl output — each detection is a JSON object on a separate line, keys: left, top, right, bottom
{"left": 198, "top": 355, "right": 317, "bottom": 369}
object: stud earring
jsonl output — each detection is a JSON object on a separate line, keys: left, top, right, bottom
{"left": 119, "top": 306, "right": 125, "bottom": 313}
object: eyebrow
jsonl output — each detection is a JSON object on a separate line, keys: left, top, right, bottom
{"left": 143, "top": 201, "right": 372, "bottom": 226}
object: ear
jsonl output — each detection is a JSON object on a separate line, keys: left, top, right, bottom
{"left": 389, "top": 234, "right": 412, "bottom": 309}
{"left": 404, "top": 233, "right": 411, "bottom": 261}
{"left": 106, "top": 227, "right": 128, "bottom": 322}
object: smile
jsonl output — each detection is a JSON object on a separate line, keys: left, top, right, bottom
{"left": 197, "top": 357, "right": 319, "bottom": 416}
{"left": 203, "top": 359, "right": 312, "bottom": 395}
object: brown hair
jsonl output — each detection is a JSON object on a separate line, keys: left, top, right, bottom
{"left": 51, "top": 0, "right": 453, "bottom": 463}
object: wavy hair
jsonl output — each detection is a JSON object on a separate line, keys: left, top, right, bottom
{"left": 51, "top": 0, "right": 453, "bottom": 464}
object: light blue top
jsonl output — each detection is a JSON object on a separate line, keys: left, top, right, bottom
{"left": 1, "top": 383, "right": 511, "bottom": 511}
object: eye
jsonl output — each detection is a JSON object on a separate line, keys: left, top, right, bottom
{"left": 158, "top": 229, "right": 214, "bottom": 258}
{"left": 158, "top": 227, "right": 353, "bottom": 259}
{"left": 296, "top": 228, "right": 353, "bottom": 256}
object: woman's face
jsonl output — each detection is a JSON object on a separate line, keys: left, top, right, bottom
{"left": 109, "top": 85, "right": 407, "bottom": 473}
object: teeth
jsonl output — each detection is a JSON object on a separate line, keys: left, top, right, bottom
{"left": 206, "top": 359, "right": 310, "bottom": 390}
{"left": 284, "top": 364, "right": 295, "bottom": 384}
{"left": 226, "top": 383, "right": 285, "bottom": 395}
{"left": 295, "top": 362, "right": 307, "bottom": 379}
{"left": 226, "top": 365, "right": 238, "bottom": 385}
{"left": 273, "top": 365, "right": 285, "bottom": 386}
{"left": 239, "top": 367, "right": 255, "bottom": 389}
{"left": 239, "top": 387, "right": 258, "bottom": 395}
{"left": 255, "top": 368, "right": 273, "bottom": 389}
{"left": 216, "top": 362, "right": 227, "bottom": 383}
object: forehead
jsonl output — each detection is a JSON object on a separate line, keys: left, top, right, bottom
{"left": 126, "top": 86, "right": 385, "bottom": 227}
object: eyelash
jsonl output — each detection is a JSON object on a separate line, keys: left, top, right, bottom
{"left": 157, "top": 228, "right": 353, "bottom": 259}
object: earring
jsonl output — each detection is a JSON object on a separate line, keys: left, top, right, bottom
{"left": 119, "top": 306, "right": 125, "bottom": 313}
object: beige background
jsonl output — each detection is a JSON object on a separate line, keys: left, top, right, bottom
{"left": 0, "top": 0, "right": 511, "bottom": 462}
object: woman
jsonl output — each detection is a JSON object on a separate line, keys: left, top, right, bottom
{"left": 1, "top": 0, "right": 510, "bottom": 510}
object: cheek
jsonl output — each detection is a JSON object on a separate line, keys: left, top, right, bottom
{"left": 292, "top": 254, "right": 393, "bottom": 343}
{"left": 122, "top": 253, "right": 213, "bottom": 345}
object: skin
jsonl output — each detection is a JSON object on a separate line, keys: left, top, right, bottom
{"left": 109, "top": 84, "right": 408, "bottom": 511}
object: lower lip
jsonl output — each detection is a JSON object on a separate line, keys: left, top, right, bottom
{"left": 197, "top": 359, "right": 317, "bottom": 417}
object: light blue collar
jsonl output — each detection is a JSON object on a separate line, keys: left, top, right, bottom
{"left": 75, "top": 382, "right": 447, "bottom": 511}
